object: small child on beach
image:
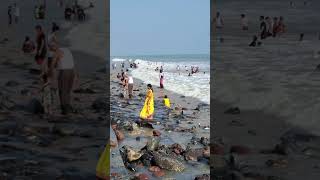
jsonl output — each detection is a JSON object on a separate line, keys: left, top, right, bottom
{"left": 163, "top": 95, "right": 171, "bottom": 108}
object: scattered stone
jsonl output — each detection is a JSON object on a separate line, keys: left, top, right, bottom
{"left": 194, "top": 174, "right": 210, "bottom": 180}
{"left": 230, "top": 145, "right": 251, "bottom": 155}
{"left": 153, "top": 130, "right": 161, "bottom": 136}
{"left": 5, "top": 80, "right": 19, "bottom": 87}
{"left": 200, "top": 137, "right": 209, "bottom": 146}
{"left": 171, "top": 143, "right": 184, "bottom": 155}
{"left": 91, "top": 98, "right": 107, "bottom": 112}
{"left": 185, "top": 148, "right": 205, "bottom": 161}
{"left": 73, "top": 88, "right": 96, "bottom": 94}
{"left": 136, "top": 136, "right": 141, "bottom": 141}
{"left": 26, "top": 98, "right": 44, "bottom": 114}
{"left": 265, "top": 159, "right": 288, "bottom": 168}
{"left": 134, "top": 173, "right": 149, "bottom": 180}
{"left": 224, "top": 107, "right": 240, "bottom": 114}
{"left": 153, "top": 169, "right": 165, "bottom": 177}
{"left": 125, "top": 146, "right": 143, "bottom": 162}
{"left": 213, "top": 144, "right": 225, "bottom": 155}
{"left": 145, "top": 137, "right": 160, "bottom": 151}
{"left": 148, "top": 166, "right": 161, "bottom": 172}
{"left": 119, "top": 93, "right": 125, "bottom": 98}
{"left": 152, "top": 151, "right": 185, "bottom": 172}
{"left": 248, "top": 130, "right": 257, "bottom": 136}
{"left": 115, "top": 130, "right": 125, "bottom": 141}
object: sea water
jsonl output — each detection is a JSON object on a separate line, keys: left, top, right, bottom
{"left": 111, "top": 54, "right": 210, "bottom": 104}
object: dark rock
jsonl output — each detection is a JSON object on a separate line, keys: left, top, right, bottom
{"left": 21, "top": 89, "right": 29, "bottom": 95}
{"left": 185, "top": 148, "right": 205, "bottom": 161}
{"left": 136, "top": 136, "right": 141, "bottom": 141}
{"left": 171, "top": 143, "right": 184, "bottom": 155}
{"left": 91, "top": 98, "right": 107, "bottom": 112}
{"left": 224, "top": 107, "right": 240, "bottom": 114}
{"left": 26, "top": 98, "right": 44, "bottom": 114}
{"left": 153, "top": 169, "right": 165, "bottom": 177}
{"left": 152, "top": 151, "right": 185, "bottom": 172}
{"left": 138, "top": 93, "right": 144, "bottom": 97}
{"left": 230, "top": 145, "right": 251, "bottom": 155}
{"left": 144, "top": 137, "right": 160, "bottom": 151}
{"left": 29, "top": 68, "right": 41, "bottom": 75}
{"left": 153, "top": 130, "right": 161, "bottom": 136}
{"left": 248, "top": 130, "right": 257, "bottom": 136}
{"left": 74, "top": 88, "right": 96, "bottom": 94}
{"left": 5, "top": 80, "right": 19, "bottom": 87}
{"left": 194, "top": 174, "right": 210, "bottom": 180}
{"left": 149, "top": 166, "right": 160, "bottom": 172}
{"left": 115, "top": 130, "right": 125, "bottom": 141}
{"left": 119, "top": 93, "right": 125, "bottom": 98}
{"left": 134, "top": 173, "right": 149, "bottom": 180}
{"left": 200, "top": 137, "right": 209, "bottom": 146}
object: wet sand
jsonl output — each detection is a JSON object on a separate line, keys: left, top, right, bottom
{"left": 212, "top": 0, "right": 320, "bottom": 179}
{"left": 0, "top": 0, "right": 107, "bottom": 179}
{"left": 110, "top": 66, "right": 210, "bottom": 179}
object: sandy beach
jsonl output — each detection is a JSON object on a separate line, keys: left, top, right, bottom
{"left": 0, "top": 0, "right": 108, "bottom": 179}
{"left": 212, "top": 0, "right": 320, "bottom": 179}
{"left": 109, "top": 61, "right": 210, "bottom": 179}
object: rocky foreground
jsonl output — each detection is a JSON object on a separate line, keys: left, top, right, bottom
{"left": 109, "top": 69, "right": 210, "bottom": 180}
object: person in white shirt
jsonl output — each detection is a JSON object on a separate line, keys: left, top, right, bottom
{"left": 13, "top": 3, "right": 20, "bottom": 24}
{"left": 51, "top": 44, "right": 76, "bottom": 115}
{"left": 127, "top": 74, "right": 134, "bottom": 98}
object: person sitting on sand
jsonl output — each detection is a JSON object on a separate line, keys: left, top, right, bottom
{"left": 163, "top": 95, "right": 171, "bottom": 109}
{"left": 249, "top": 35, "right": 258, "bottom": 47}
{"left": 40, "top": 73, "right": 53, "bottom": 116}
{"left": 140, "top": 84, "right": 154, "bottom": 120}
{"left": 22, "top": 36, "right": 35, "bottom": 53}
{"left": 240, "top": 14, "right": 248, "bottom": 30}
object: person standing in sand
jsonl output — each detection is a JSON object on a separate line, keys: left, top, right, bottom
{"left": 259, "top": 16, "right": 267, "bottom": 39}
{"left": 127, "top": 73, "right": 134, "bottom": 99}
{"left": 51, "top": 44, "right": 76, "bottom": 115}
{"left": 240, "top": 14, "right": 248, "bottom": 30}
{"left": 216, "top": 12, "right": 224, "bottom": 29}
{"left": 8, "top": 6, "right": 12, "bottom": 25}
{"left": 35, "top": 25, "right": 47, "bottom": 73}
{"left": 140, "top": 84, "right": 154, "bottom": 120}
{"left": 13, "top": 3, "right": 20, "bottom": 24}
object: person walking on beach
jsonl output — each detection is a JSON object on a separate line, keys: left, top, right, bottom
{"left": 216, "top": 12, "right": 224, "bottom": 29}
{"left": 127, "top": 74, "right": 134, "bottom": 98}
{"left": 51, "top": 44, "right": 76, "bottom": 115}
{"left": 241, "top": 14, "right": 248, "bottom": 30}
{"left": 266, "top": 17, "right": 273, "bottom": 37}
{"left": 272, "top": 17, "right": 279, "bottom": 37}
{"left": 13, "top": 3, "right": 20, "bottom": 24}
{"left": 8, "top": 6, "right": 12, "bottom": 25}
{"left": 140, "top": 84, "right": 154, "bottom": 120}
{"left": 35, "top": 25, "right": 47, "bottom": 73}
{"left": 160, "top": 75, "right": 164, "bottom": 88}
{"left": 259, "top": 16, "right": 267, "bottom": 39}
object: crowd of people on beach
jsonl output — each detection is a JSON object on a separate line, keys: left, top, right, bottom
{"left": 214, "top": 1, "right": 319, "bottom": 47}
{"left": 15, "top": 1, "right": 84, "bottom": 116}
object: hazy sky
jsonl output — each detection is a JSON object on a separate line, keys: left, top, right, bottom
{"left": 111, "top": 0, "right": 210, "bottom": 56}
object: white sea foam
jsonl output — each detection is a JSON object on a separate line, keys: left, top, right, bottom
{"left": 125, "top": 57, "right": 210, "bottom": 104}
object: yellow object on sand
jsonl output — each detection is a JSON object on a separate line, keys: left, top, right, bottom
{"left": 140, "top": 89, "right": 154, "bottom": 119}
{"left": 96, "top": 143, "right": 110, "bottom": 179}
{"left": 163, "top": 98, "right": 171, "bottom": 108}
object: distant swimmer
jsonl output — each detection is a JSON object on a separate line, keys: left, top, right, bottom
{"left": 188, "top": 73, "right": 191, "bottom": 76}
